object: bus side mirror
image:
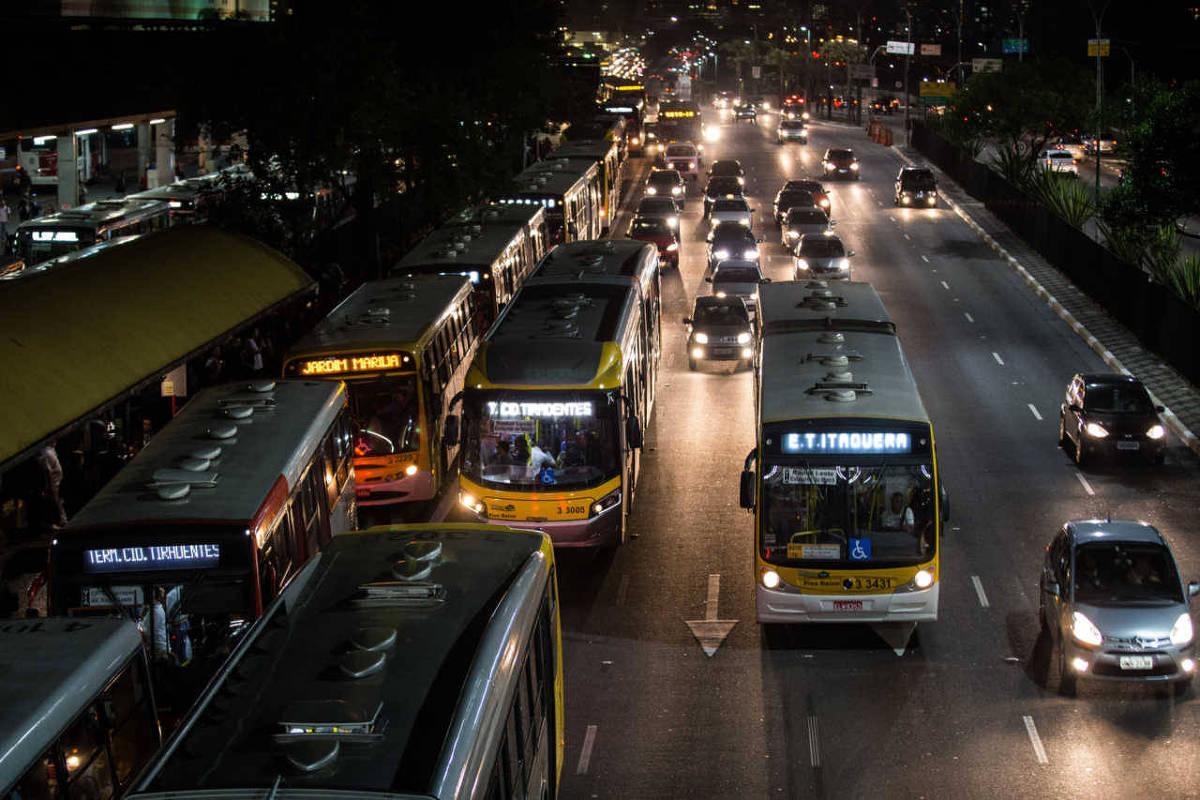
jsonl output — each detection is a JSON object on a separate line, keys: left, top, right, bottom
{"left": 939, "top": 484, "right": 950, "bottom": 523}
{"left": 626, "top": 417, "right": 644, "bottom": 450}
{"left": 739, "top": 470, "right": 756, "bottom": 509}
{"left": 1189, "top": 581, "right": 1200, "bottom": 598}
{"left": 1044, "top": 580, "right": 1060, "bottom": 597}
{"left": 444, "top": 415, "right": 460, "bottom": 446}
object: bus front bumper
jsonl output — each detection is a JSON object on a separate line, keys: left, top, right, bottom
{"left": 357, "top": 469, "right": 434, "bottom": 506}
{"left": 461, "top": 509, "right": 621, "bottom": 548}
{"left": 756, "top": 583, "right": 939, "bottom": 624}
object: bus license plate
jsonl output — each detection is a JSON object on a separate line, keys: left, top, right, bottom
{"left": 1116, "top": 441, "right": 1140, "bottom": 451}
{"left": 833, "top": 600, "right": 863, "bottom": 612}
{"left": 1119, "top": 656, "right": 1153, "bottom": 670}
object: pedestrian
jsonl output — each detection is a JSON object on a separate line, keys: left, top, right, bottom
{"left": 241, "top": 330, "right": 263, "bottom": 377}
{"left": 0, "top": 198, "right": 10, "bottom": 255}
{"left": 16, "top": 197, "right": 28, "bottom": 222}
{"left": 35, "top": 441, "right": 68, "bottom": 529}
{"left": 203, "top": 346, "right": 225, "bottom": 385}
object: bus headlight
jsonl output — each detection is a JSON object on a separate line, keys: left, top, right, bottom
{"left": 694, "top": 332, "right": 709, "bottom": 344}
{"left": 692, "top": 346, "right": 705, "bottom": 358}
{"left": 1147, "top": 424, "right": 1166, "bottom": 440}
{"left": 744, "top": 247, "right": 759, "bottom": 259}
{"left": 405, "top": 464, "right": 418, "bottom": 476}
{"left": 914, "top": 569, "right": 934, "bottom": 589}
{"left": 901, "top": 195, "right": 911, "bottom": 204}
{"left": 672, "top": 186, "right": 682, "bottom": 195}
{"left": 668, "top": 216, "right": 679, "bottom": 228}
{"left": 795, "top": 258, "right": 809, "bottom": 271}
{"left": 742, "top": 347, "right": 754, "bottom": 358}
{"left": 458, "top": 491, "right": 485, "bottom": 516}
{"left": 761, "top": 568, "right": 781, "bottom": 589}
{"left": 714, "top": 248, "right": 730, "bottom": 260}
{"left": 688, "top": 161, "right": 696, "bottom": 170}
{"left": 1071, "top": 611, "right": 1104, "bottom": 647}
{"left": 838, "top": 258, "right": 851, "bottom": 270}
{"left": 740, "top": 217, "right": 751, "bottom": 226}
{"left": 1085, "top": 422, "right": 1109, "bottom": 438}
{"left": 591, "top": 489, "right": 621, "bottom": 517}
{"left": 737, "top": 331, "right": 751, "bottom": 344}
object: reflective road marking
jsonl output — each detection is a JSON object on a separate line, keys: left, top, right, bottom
{"left": 807, "top": 715, "right": 821, "bottom": 767}
{"left": 992, "top": 352, "right": 1005, "bottom": 366}
{"left": 964, "top": 312, "right": 974, "bottom": 323}
{"left": 1075, "top": 472, "right": 1095, "bottom": 496}
{"left": 971, "top": 575, "right": 990, "bottom": 608}
{"left": 1023, "top": 715, "right": 1049, "bottom": 764}
{"left": 1028, "top": 404, "right": 1043, "bottom": 421}
{"left": 577, "top": 724, "right": 598, "bottom": 774}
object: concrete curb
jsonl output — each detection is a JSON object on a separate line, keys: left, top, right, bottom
{"left": 891, "top": 146, "right": 1200, "bottom": 458}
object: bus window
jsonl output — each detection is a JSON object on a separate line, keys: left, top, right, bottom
{"left": 104, "top": 658, "right": 159, "bottom": 786}
{"left": 351, "top": 375, "right": 419, "bottom": 457}
{"left": 60, "top": 707, "right": 117, "bottom": 800}
{"left": 7, "top": 749, "right": 58, "bottom": 800}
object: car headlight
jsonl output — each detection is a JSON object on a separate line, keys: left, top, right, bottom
{"left": 646, "top": 186, "right": 657, "bottom": 194}
{"left": 666, "top": 242, "right": 678, "bottom": 251}
{"left": 590, "top": 488, "right": 621, "bottom": 517}
{"left": 631, "top": 137, "right": 640, "bottom": 144}
{"left": 688, "top": 162, "right": 696, "bottom": 169}
{"left": 740, "top": 217, "right": 751, "bottom": 226}
{"left": 838, "top": 258, "right": 850, "bottom": 270}
{"left": 901, "top": 196, "right": 911, "bottom": 204}
{"left": 928, "top": 192, "right": 937, "bottom": 198}
{"left": 737, "top": 331, "right": 751, "bottom": 344}
{"left": 694, "top": 332, "right": 709, "bottom": 344}
{"left": 744, "top": 248, "right": 758, "bottom": 259}
{"left": 819, "top": 198, "right": 829, "bottom": 208}
{"left": 714, "top": 248, "right": 730, "bottom": 259}
{"left": 667, "top": 216, "right": 678, "bottom": 228}
{"left": 737, "top": 176, "right": 746, "bottom": 185}
{"left": 672, "top": 186, "right": 682, "bottom": 195}
{"left": 850, "top": 163, "right": 860, "bottom": 170}
{"left": 458, "top": 491, "right": 485, "bottom": 516}
{"left": 823, "top": 161, "right": 833, "bottom": 169}
{"left": 795, "top": 258, "right": 809, "bottom": 271}
{"left": 1085, "top": 422, "right": 1109, "bottom": 438}
{"left": 1071, "top": 611, "right": 1104, "bottom": 647}
{"left": 691, "top": 346, "right": 704, "bottom": 358}
{"left": 1172, "top": 612, "right": 1194, "bottom": 646}
{"left": 786, "top": 230, "right": 799, "bottom": 238}
{"left": 1147, "top": 424, "right": 1166, "bottom": 440}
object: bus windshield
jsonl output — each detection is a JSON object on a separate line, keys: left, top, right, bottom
{"left": 347, "top": 375, "right": 420, "bottom": 456}
{"left": 760, "top": 461, "right": 935, "bottom": 567}
{"left": 19, "top": 227, "right": 93, "bottom": 262}
{"left": 463, "top": 389, "right": 621, "bottom": 491}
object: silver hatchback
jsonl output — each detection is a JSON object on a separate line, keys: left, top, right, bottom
{"left": 1040, "top": 519, "right": 1199, "bottom": 695}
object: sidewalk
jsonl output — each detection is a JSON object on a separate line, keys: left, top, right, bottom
{"left": 882, "top": 125, "right": 1200, "bottom": 456}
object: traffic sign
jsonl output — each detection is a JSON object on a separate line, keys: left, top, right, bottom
{"left": 1087, "top": 38, "right": 1111, "bottom": 57}
{"left": 920, "top": 43, "right": 942, "bottom": 56}
{"left": 1003, "top": 38, "right": 1029, "bottom": 54}
{"left": 972, "top": 57, "right": 1002, "bottom": 73}
{"left": 886, "top": 40, "right": 915, "bottom": 55}
{"left": 848, "top": 63, "right": 873, "bottom": 81}
{"left": 919, "top": 81, "right": 955, "bottom": 98}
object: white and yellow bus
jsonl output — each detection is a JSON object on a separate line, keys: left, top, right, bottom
{"left": 496, "top": 158, "right": 603, "bottom": 244}
{"left": 283, "top": 275, "right": 477, "bottom": 508}
{"left": 127, "top": 523, "right": 564, "bottom": 800}
{"left": 456, "top": 240, "right": 662, "bottom": 547}
{"left": 741, "top": 281, "right": 948, "bottom": 624}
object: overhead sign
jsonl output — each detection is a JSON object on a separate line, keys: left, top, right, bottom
{"left": 972, "top": 58, "right": 1002, "bottom": 73}
{"left": 289, "top": 351, "right": 411, "bottom": 377}
{"left": 920, "top": 81, "right": 955, "bottom": 98}
{"left": 920, "top": 44, "right": 941, "bottom": 56}
{"left": 1002, "top": 38, "right": 1029, "bottom": 54}
{"left": 886, "top": 41, "right": 915, "bottom": 55}
{"left": 848, "top": 64, "right": 874, "bottom": 81}
{"left": 782, "top": 431, "right": 913, "bottom": 454}
{"left": 1087, "top": 38, "right": 1111, "bottom": 57}
{"left": 83, "top": 544, "right": 222, "bottom": 574}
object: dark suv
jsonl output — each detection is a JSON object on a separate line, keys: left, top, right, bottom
{"left": 1059, "top": 373, "right": 1167, "bottom": 465}
{"left": 703, "top": 176, "right": 745, "bottom": 216}
{"left": 683, "top": 294, "right": 755, "bottom": 370}
{"left": 895, "top": 166, "right": 937, "bottom": 206}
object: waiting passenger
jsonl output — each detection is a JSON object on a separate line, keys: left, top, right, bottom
{"left": 880, "top": 492, "right": 914, "bottom": 532}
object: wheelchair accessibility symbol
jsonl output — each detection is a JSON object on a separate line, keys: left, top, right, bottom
{"left": 849, "top": 538, "right": 871, "bottom": 561}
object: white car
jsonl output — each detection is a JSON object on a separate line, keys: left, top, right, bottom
{"left": 709, "top": 197, "right": 755, "bottom": 228}
{"left": 664, "top": 142, "right": 701, "bottom": 181}
{"left": 1040, "top": 149, "right": 1078, "bottom": 176}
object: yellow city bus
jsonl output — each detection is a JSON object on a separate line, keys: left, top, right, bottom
{"left": 127, "top": 523, "right": 564, "bottom": 800}
{"left": 741, "top": 281, "right": 948, "bottom": 625}
{"left": 456, "top": 240, "right": 662, "bottom": 547}
{"left": 549, "top": 139, "right": 624, "bottom": 229}
{"left": 283, "top": 275, "right": 477, "bottom": 507}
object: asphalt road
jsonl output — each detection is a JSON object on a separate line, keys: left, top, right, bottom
{"left": 546, "top": 108, "right": 1200, "bottom": 799}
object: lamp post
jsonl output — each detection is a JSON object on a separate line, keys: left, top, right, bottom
{"left": 1088, "top": 0, "right": 1112, "bottom": 200}
{"left": 903, "top": 8, "right": 913, "bottom": 146}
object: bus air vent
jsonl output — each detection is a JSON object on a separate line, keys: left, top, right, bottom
{"left": 354, "top": 580, "right": 445, "bottom": 607}
{"left": 392, "top": 556, "right": 433, "bottom": 581}
{"left": 825, "top": 370, "right": 853, "bottom": 382}
{"left": 436, "top": 246, "right": 458, "bottom": 258}
{"left": 224, "top": 405, "right": 254, "bottom": 419}
{"left": 825, "top": 389, "right": 858, "bottom": 402}
{"left": 276, "top": 699, "right": 384, "bottom": 744}
{"left": 190, "top": 445, "right": 222, "bottom": 461}
{"left": 339, "top": 650, "right": 387, "bottom": 679}
{"left": 178, "top": 456, "right": 212, "bottom": 471}
{"left": 351, "top": 626, "right": 397, "bottom": 652}
{"left": 818, "top": 332, "right": 845, "bottom": 344}
{"left": 542, "top": 319, "right": 580, "bottom": 337}
{"left": 282, "top": 739, "right": 340, "bottom": 773}
{"left": 207, "top": 423, "right": 238, "bottom": 439}
{"left": 804, "top": 280, "right": 831, "bottom": 289}
{"left": 405, "top": 540, "right": 443, "bottom": 562}
{"left": 819, "top": 354, "right": 851, "bottom": 368}
{"left": 247, "top": 380, "right": 276, "bottom": 393}
{"left": 155, "top": 483, "right": 191, "bottom": 501}
{"left": 150, "top": 467, "right": 219, "bottom": 487}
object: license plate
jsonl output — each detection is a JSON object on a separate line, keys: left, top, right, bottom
{"left": 711, "top": 347, "right": 734, "bottom": 357}
{"left": 1116, "top": 441, "right": 1140, "bottom": 451}
{"left": 833, "top": 600, "right": 863, "bottom": 612}
{"left": 1119, "top": 655, "right": 1153, "bottom": 670}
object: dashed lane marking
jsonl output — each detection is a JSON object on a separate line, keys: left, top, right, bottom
{"left": 964, "top": 312, "right": 975, "bottom": 323}
{"left": 576, "top": 725, "right": 598, "bottom": 774}
{"left": 1028, "top": 404, "right": 1043, "bottom": 421}
{"left": 940, "top": 280, "right": 950, "bottom": 290}
{"left": 1023, "top": 716, "right": 1049, "bottom": 764}
{"left": 971, "top": 575, "right": 990, "bottom": 608}
{"left": 921, "top": 254, "right": 930, "bottom": 262}
{"left": 992, "top": 352, "right": 1005, "bottom": 366}
{"left": 1075, "top": 472, "right": 1095, "bottom": 496}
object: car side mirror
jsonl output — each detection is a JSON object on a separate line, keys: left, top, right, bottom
{"left": 1189, "top": 581, "right": 1199, "bottom": 597}
{"left": 625, "top": 417, "right": 644, "bottom": 450}
{"left": 682, "top": 317, "right": 692, "bottom": 325}
{"left": 1155, "top": 405, "right": 1165, "bottom": 413}
{"left": 829, "top": 219, "right": 838, "bottom": 227}
{"left": 739, "top": 470, "right": 756, "bottom": 509}
{"left": 760, "top": 277, "right": 772, "bottom": 284}
{"left": 1044, "top": 580, "right": 1060, "bottom": 597}
{"left": 756, "top": 237, "right": 764, "bottom": 243}
{"left": 847, "top": 250, "right": 856, "bottom": 257}
{"left": 443, "top": 415, "right": 460, "bottom": 447}
{"left": 704, "top": 276, "right": 712, "bottom": 283}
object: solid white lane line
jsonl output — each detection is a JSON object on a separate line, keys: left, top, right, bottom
{"left": 964, "top": 312, "right": 975, "bottom": 323}
{"left": 921, "top": 254, "right": 930, "bottom": 263}
{"left": 940, "top": 280, "right": 950, "bottom": 290}
{"left": 1023, "top": 716, "right": 1049, "bottom": 764}
{"left": 992, "top": 352, "right": 1005, "bottom": 366}
{"left": 704, "top": 573, "right": 721, "bottom": 621}
{"left": 971, "top": 575, "right": 990, "bottom": 608}
{"left": 1075, "top": 472, "right": 1095, "bottom": 496}
{"left": 807, "top": 715, "right": 821, "bottom": 767}
{"left": 577, "top": 725, "right": 598, "bottom": 774}
{"left": 1028, "top": 404, "right": 1043, "bottom": 421}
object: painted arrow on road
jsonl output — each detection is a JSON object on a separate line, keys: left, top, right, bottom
{"left": 685, "top": 573, "right": 738, "bottom": 657}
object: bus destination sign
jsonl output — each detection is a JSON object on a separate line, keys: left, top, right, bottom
{"left": 83, "top": 544, "right": 222, "bottom": 574}
{"left": 783, "top": 431, "right": 912, "bottom": 454}
{"left": 293, "top": 351, "right": 409, "bottom": 377}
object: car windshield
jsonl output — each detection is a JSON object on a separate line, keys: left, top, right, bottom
{"left": 462, "top": 390, "right": 622, "bottom": 492}
{"left": 781, "top": 120, "right": 805, "bottom": 129}
{"left": 714, "top": 267, "right": 759, "bottom": 283}
{"left": 649, "top": 172, "right": 681, "bottom": 187}
{"left": 1047, "top": 151, "right": 1073, "bottom": 160}
{"left": 1084, "top": 383, "right": 1154, "bottom": 413}
{"left": 799, "top": 238, "right": 845, "bottom": 257}
{"left": 712, "top": 199, "right": 749, "bottom": 213}
{"left": 631, "top": 218, "right": 670, "bottom": 236}
{"left": 760, "top": 462, "right": 935, "bottom": 567}
{"left": 347, "top": 375, "right": 420, "bottom": 455}
{"left": 787, "top": 208, "right": 825, "bottom": 224}
{"left": 707, "top": 178, "right": 742, "bottom": 195}
{"left": 1073, "top": 542, "right": 1183, "bottom": 604}
{"left": 779, "top": 192, "right": 814, "bottom": 210}
{"left": 638, "top": 198, "right": 676, "bottom": 214}
{"left": 711, "top": 162, "right": 741, "bottom": 176}
{"left": 666, "top": 146, "right": 694, "bottom": 157}
{"left": 693, "top": 302, "right": 749, "bottom": 326}
{"left": 828, "top": 150, "right": 854, "bottom": 160}
{"left": 901, "top": 171, "right": 935, "bottom": 188}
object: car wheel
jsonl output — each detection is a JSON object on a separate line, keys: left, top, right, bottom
{"left": 687, "top": 356, "right": 697, "bottom": 371}
{"left": 1058, "top": 642, "right": 1077, "bottom": 696}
